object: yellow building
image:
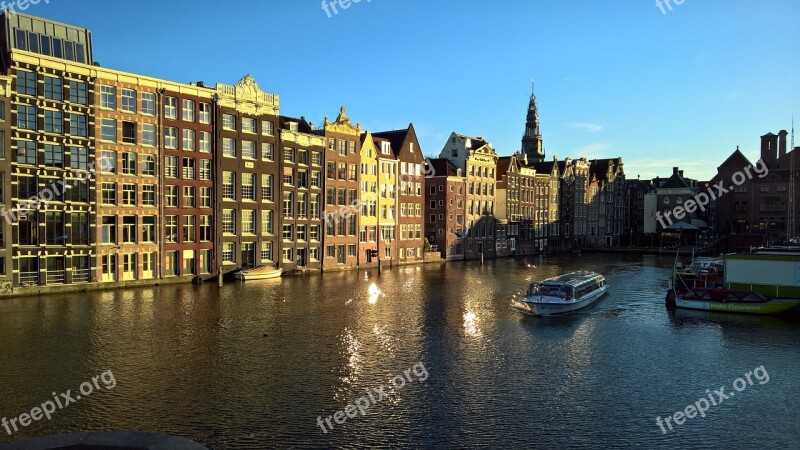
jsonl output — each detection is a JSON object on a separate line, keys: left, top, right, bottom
{"left": 375, "top": 135, "right": 398, "bottom": 264}
{"left": 358, "top": 131, "right": 379, "bottom": 266}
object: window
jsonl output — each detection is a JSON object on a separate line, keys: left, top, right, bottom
{"left": 261, "top": 174, "right": 273, "bottom": 201}
{"left": 261, "top": 242, "right": 273, "bottom": 263}
{"left": 142, "top": 216, "right": 156, "bottom": 243}
{"left": 17, "top": 70, "right": 37, "bottom": 96}
{"left": 142, "top": 185, "right": 156, "bottom": 206}
{"left": 222, "top": 209, "right": 236, "bottom": 234}
{"left": 141, "top": 123, "right": 156, "bottom": 146}
{"left": 17, "top": 140, "right": 37, "bottom": 165}
{"left": 165, "top": 156, "right": 178, "bottom": 178}
{"left": 262, "top": 120, "right": 274, "bottom": 135}
{"left": 182, "top": 157, "right": 195, "bottom": 180}
{"left": 165, "top": 127, "right": 177, "bottom": 149}
{"left": 200, "top": 187, "right": 212, "bottom": 208}
{"left": 312, "top": 152, "right": 321, "bottom": 166}
{"left": 242, "top": 173, "right": 255, "bottom": 200}
{"left": 100, "top": 85, "right": 116, "bottom": 109}
{"left": 199, "top": 103, "right": 211, "bottom": 124}
{"left": 44, "top": 110, "right": 63, "bottom": 134}
{"left": 101, "top": 216, "right": 117, "bottom": 244}
{"left": 310, "top": 225, "right": 320, "bottom": 241}
{"left": 242, "top": 117, "right": 256, "bottom": 133}
{"left": 121, "top": 89, "right": 137, "bottom": 113}
{"left": 223, "top": 114, "right": 236, "bottom": 130}
{"left": 43, "top": 76, "right": 62, "bottom": 101}
{"left": 182, "top": 99, "right": 195, "bottom": 121}
{"left": 69, "top": 113, "right": 87, "bottom": 136}
{"left": 17, "top": 105, "right": 36, "bottom": 130}
{"left": 141, "top": 92, "right": 156, "bottom": 115}
{"left": 183, "top": 216, "right": 195, "bottom": 242}
{"left": 69, "top": 81, "right": 88, "bottom": 105}
{"left": 311, "top": 171, "right": 321, "bottom": 188}
{"left": 283, "top": 192, "right": 294, "bottom": 217}
{"left": 101, "top": 118, "right": 117, "bottom": 142}
{"left": 199, "top": 159, "right": 211, "bottom": 181}
{"left": 165, "top": 216, "right": 178, "bottom": 243}
{"left": 44, "top": 144, "right": 63, "bottom": 167}
{"left": 70, "top": 213, "right": 89, "bottom": 245}
{"left": 182, "top": 186, "right": 195, "bottom": 208}
{"left": 262, "top": 143, "right": 274, "bottom": 161}
{"left": 183, "top": 129, "right": 195, "bottom": 151}
{"left": 122, "top": 216, "right": 137, "bottom": 243}
{"left": 117, "top": 152, "right": 135, "bottom": 175}
{"left": 282, "top": 224, "right": 293, "bottom": 241}
{"left": 45, "top": 212, "right": 65, "bottom": 245}
{"left": 199, "top": 131, "right": 211, "bottom": 152}
{"left": 223, "top": 138, "right": 236, "bottom": 157}
{"left": 284, "top": 147, "right": 295, "bottom": 163}
{"left": 223, "top": 172, "right": 236, "bottom": 200}
{"left": 242, "top": 210, "right": 256, "bottom": 234}
{"left": 222, "top": 243, "right": 235, "bottom": 263}
{"left": 69, "top": 147, "right": 88, "bottom": 170}
{"left": 165, "top": 185, "right": 177, "bottom": 207}
{"left": 298, "top": 149, "right": 308, "bottom": 165}
{"left": 100, "top": 151, "right": 117, "bottom": 173}
{"left": 101, "top": 183, "right": 117, "bottom": 205}
{"left": 242, "top": 141, "right": 256, "bottom": 159}
{"left": 261, "top": 210, "right": 274, "bottom": 235}
{"left": 200, "top": 216, "right": 212, "bottom": 242}
{"left": 297, "top": 225, "right": 307, "bottom": 241}
{"left": 122, "top": 184, "right": 137, "bottom": 206}
{"left": 164, "top": 97, "right": 178, "bottom": 119}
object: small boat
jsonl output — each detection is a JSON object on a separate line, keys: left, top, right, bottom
{"left": 513, "top": 271, "right": 609, "bottom": 316}
{"left": 234, "top": 266, "right": 283, "bottom": 281}
{"left": 666, "top": 287, "right": 800, "bottom": 315}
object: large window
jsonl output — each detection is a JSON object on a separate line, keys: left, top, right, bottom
{"left": 70, "top": 213, "right": 89, "bottom": 245}
{"left": 183, "top": 129, "right": 195, "bottom": 151}
{"left": 182, "top": 186, "right": 195, "bottom": 208}
{"left": 242, "top": 118, "right": 256, "bottom": 133}
{"left": 142, "top": 217, "right": 156, "bottom": 243}
{"left": 17, "top": 70, "right": 37, "bottom": 96}
{"left": 101, "top": 183, "right": 117, "bottom": 205}
{"left": 100, "top": 85, "right": 116, "bottom": 109}
{"left": 17, "top": 141, "right": 37, "bottom": 165}
{"left": 200, "top": 187, "right": 212, "bottom": 208}
{"left": 222, "top": 172, "right": 235, "bottom": 200}
{"left": 223, "top": 114, "right": 236, "bottom": 130}
{"left": 165, "top": 185, "right": 178, "bottom": 207}
{"left": 199, "top": 131, "right": 211, "bottom": 153}
{"left": 262, "top": 143, "right": 274, "bottom": 161}
{"left": 121, "top": 89, "right": 137, "bottom": 113}
{"left": 165, "top": 127, "right": 177, "bottom": 149}
{"left": 261, "top": 174, "right": 273, "bottom": 201}
{"left": 199, "top": 103, "right": 211, "bottom": 124}
{"left": 182, "top": 99, "right": 195, "bottom": 122}
{"left": 183, "top": 216, "right": 195, "bottom": 242}
{"left": 44, "top": 110, "right": 63, "bottom": 134}
{"left": 242, "top": 210, "right": 256, "bottom": 234}
{"left": 142, "top": 184, "right": 156, "bottom": 206}
{"left": 261, "top": 210, "right": 274, "bottom": 235}
{"left": 122, "top": 217, "right": 137, "bottom": 243}
{"left": 199, "top": 159, "right": 211, "bottom": 181}
{"left": 182, "top": 157, "right": 195, "bottom": 179}
{"left": 164, "top": 97, "right": 178, "bottom": 119}
{"left": 142, "top": 154, "right": 156, "bottom": 176}
{"left": 165, "top": 216, "right": 178, "bottom": 243}
{"left": 242, "top": 141, "right": 256, "bottom": 159}
{"left": 69, "top": 81, "right": 88, "bottom": 105}
{"left": 101, "top": 118, "right": 117, "bottom": 142}
{"left": 101, "top": 150, "right": 117, "bottom": 173}
{"left": 45, "top": 212, "right": 65, "bottom": 245}
{"left": 222, "top": 209, "right": 236, "bottom": 234}
{"left": 17, "top": 105, "right": 36, "bottom": 130}
{"left": 122, "top": 152, "right": 137, "bottom": 175}
{"left": 101, "top": 216, "right": 117, "bottom": 244}
{"left": 200, "top": 216, "right": 212, "bottom": 242}
{"left": 141, "top": 92, "right": 156, "bottom": 115}
{"left": 43, "top": 144, "right": 63, "bottom": 167}
{"left": 43, "top": 76, "right": 62, "bottom": 101}
{"left": 165, "top": 156, "right": 178, "bottom": 178}
{"left": 69, "top": 113, "right": 87, "bottom": 137}
{"left": 223, "top": 138, "right": 236, "bottom": 157}
{"left": 242, "top": 173, "right": 255, "bottom": 201}
{"left": 122, "top": 121, "right": 137, "bottom": 144}
{"left": 122, "top": 184, "right": 137, "bottom": 206}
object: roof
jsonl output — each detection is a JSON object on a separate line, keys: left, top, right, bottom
{"left": 426, "top": 158, "right": 461, "bottom": 177}
{"left": 716, "top": 147, "right": 753, "bottom": 172}
{"left": 589, "top": 158, "right": 622, "bottom": 182}
{"left": 279, "top": 115, "right": 313, "bottom": 133}
{"left": 371, "top": 136, "right": 397, "bottom": 160}
{"left": 455, "top": 134, "right": 489, "bottom": 150}
{"left": 661, "top": 171, "right": 691, "bottom": 189}
{"left": 373, "top": 129, "right": 409, "bottom": 158}
{"left": 496, "top": 156, "right": 519, "bottom": 180}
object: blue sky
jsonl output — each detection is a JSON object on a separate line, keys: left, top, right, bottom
{"left": 24, "top": 0, "right": 800, "bottom": 180}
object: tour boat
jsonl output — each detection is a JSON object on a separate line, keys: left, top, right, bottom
{"left": 666, "top": 250, "right": 800, "bottom": 315}
{"left": 234, "top": 266, "right": 283, "bottom": 281}
{"left": 666, "top": 287, "right": 800, "bottom": 314}
{"left": 513, "top": 271, "right": 609, "bottom": 316}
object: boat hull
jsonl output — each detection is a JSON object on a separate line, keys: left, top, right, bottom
{"left": 675, "top": 298, "right": 800, "bottom": 315}
{"left": 234, "top": 268, "right": 283, "bottom": 281}
{"left": 516, "top": 286, "right": 609, "bottom": 316}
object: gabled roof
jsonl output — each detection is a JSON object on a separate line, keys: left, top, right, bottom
{"left": 589, "top": 158, "right": 622, "bottom": 182}
{"left": 530, "top": 160, "right": 559, "bottom": 176}
{"left": 717, "top": 147, "right": 753, "bottom": 171}
{"left": 373, "top": 129, "right": 409, "bottom": 158}
{"left": 496, "top": 156, "right": 519, "bottom": 180}
{"left": 371, "top": 136, "right": 397, "bottom": 160}
{"left": 279, "top": 115, "right": 313, "bottom": 133}
{"left": 661, "top": 172, "right": 691, "bottom": 189}
{"left": 455, "top": 133, "right": 489, "bottom": 150}
{"left": 426, "top": 158, "right": 461, "bottom": 177}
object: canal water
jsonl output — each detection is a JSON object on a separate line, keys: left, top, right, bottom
{"left": 0, "top": 254, "right": 798, "bottom": 449}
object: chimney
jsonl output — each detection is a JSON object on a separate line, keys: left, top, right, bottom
{"left": 778, "top": 130, "right": 788, "bottom": 159}
{"left": 672, "top": 167, "right": 679, "bottom": 176}
{"left": 678, "top": 170, "right": 684, "bottom": 178}
{"left": 761, "top": 132, "right": 779, "bottom": 166}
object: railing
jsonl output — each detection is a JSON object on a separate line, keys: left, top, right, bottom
{"left": 72, "top": 269, "right": 90, "bottom": 283}
{"left": 19, "top": 272, "right": 39, "bottom": 286}
{"left": 46, "top": 270, "right": 65, "bottom": 284}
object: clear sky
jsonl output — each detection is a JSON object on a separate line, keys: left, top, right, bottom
{"left": 22, "top": 0, "right": 800, "bottom": 181}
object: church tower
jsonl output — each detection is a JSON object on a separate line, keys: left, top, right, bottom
{"left": 521, "top": 82, "right": 544, "bottom": 163}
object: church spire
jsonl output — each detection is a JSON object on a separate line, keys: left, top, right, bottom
{"left": 521, "top": 80, "right": 544, "bottom": 163}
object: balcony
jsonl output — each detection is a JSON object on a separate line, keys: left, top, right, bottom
{"left": 19, "top": 272, "right": 39, "bottom": 286}
{"left": 46, "top": 270, "right": 66, "bottom": 284}
{"left": 72, "top": 268, "right": 90, "bottom": 283}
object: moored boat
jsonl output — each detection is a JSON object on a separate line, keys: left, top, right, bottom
{"left": 513, "top": 271, "right": 609, "bottom": 316}
{"left": 234, "top": 266, "right": 283, "bottom": 281}
{"left": 666, "top": 287, "right": 800, "bottom": 314}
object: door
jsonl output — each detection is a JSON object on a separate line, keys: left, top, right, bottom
{"left": 297, "top": 249, "right": 307, "bottom": 268}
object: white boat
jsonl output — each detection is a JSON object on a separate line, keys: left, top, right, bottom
{"left": 234, "top": 266, "right": 283, "bottom": 281}
{"left": 513, "top": 271, "right": 609, "bottom": 316}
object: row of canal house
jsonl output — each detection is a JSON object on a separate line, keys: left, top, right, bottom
{"left": 0, "top": 11, "right": 428, "bottom": 290}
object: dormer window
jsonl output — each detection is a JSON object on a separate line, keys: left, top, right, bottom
{"left": 410, "top": 143, "right": 415, "bottom": 153}
{"left": 289, "top": 122, "right": 298, "bottom": 132}
{"left": 381, "top": 142, "right": 390, "bottom": 154}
